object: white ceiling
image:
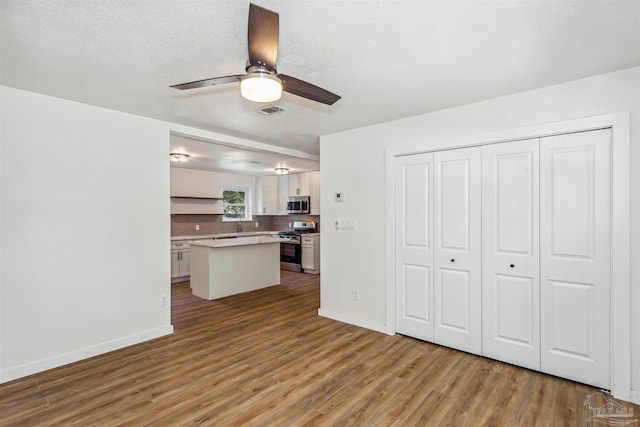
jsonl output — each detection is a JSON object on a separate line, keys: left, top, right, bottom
{"left": 2, "top": 0, "right": 639, "bottom": 173}
{"left": 170, "top": 132, "right": 319, "bottom": 175}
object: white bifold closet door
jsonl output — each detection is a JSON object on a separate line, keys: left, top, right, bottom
{"left": 395, "top": 153, "right": 434, "bottom": 342}
{"left": 540, "top": 129, "right": 611, "bottom": 389}
{"left": 433, "top": 147, "right": 482, "bottom": 354}
{"left": 482, "top": 139, "right": 540, "bottom": 370}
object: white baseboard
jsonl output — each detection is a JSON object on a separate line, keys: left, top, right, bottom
{"left": 318, "top": 308, "right": 388, "bottom": 335}
{"left": 0, "top": 324, "right": 174, "bottom": 384}
{"left": 630, "top": 389, "right": 640, "bottom": 405}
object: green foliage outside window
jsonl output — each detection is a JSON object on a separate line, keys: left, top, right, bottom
{"left": 223, "top": 189, "right": 247, "bottom": 219}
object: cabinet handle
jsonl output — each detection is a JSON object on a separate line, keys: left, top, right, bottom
{"left": 450, "top": 259, "right": 455, "bottom": 263}
{"left": 510, "top": 264, "right": 515, "bottom": 268}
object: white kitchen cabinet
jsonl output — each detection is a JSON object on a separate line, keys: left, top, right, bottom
{"left": 257, "top": 175, "right": 280, "bottom": 215}
{"left": 301, "top": 234, "right": 320, "bottom": 274}
{"left": 171, "top": 242, "right": 191, "bottom": 281}
{"left": 276, "top": 175, "right": 288, "bottom": 215}
{"left": 288, "top": 172, "right": 310, "bottom": 196}
{"left": 310, "top": 171, "right": 320, "bottom": 215}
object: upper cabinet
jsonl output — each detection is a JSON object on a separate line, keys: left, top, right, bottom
{"left": 257, "top": 175, "right": 279, "bottom": 215}
{"left": 288, "top": 172, "right": 310, "bottom": 196}
{"left": 256, "top": 175, "right": 288, "bottom": 215}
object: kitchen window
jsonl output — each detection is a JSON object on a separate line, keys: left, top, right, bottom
{"left": 222, "top": 187, "right": 251, "bottom": 221}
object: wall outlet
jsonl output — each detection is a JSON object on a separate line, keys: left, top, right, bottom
{"left": 195, "top": 224, "right": 200, "bottom": 231}
{"left": 289, "top": 222, "right": 292, "bottom": 228}
{"left": 255, "top": 222, "right": 259, "bottom": 228}
{"left": 351, "top": 289, "right": 359, "bottom": 301}
{"left": 160, "top": 294, "right": 168, "bottom": 306}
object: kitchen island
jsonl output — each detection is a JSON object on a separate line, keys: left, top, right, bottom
{"left": 189, "top": 235, "right": 281, "bottom": 300}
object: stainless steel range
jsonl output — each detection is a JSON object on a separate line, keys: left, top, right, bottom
{"left": 277, "top": 221, "right": 316, "bottom": 272}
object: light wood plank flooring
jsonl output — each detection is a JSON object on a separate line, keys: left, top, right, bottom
{"left": 1, "top": 272, "right": 637, "bottom": 426}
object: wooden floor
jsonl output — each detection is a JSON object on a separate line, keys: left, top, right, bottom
{"left": 1, "top": 272, "right": 638, "bottom": 426}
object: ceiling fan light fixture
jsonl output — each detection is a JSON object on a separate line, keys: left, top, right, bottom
{"left": 170, "top": 152, "right": 190, "bottom": 162}
{"left": 275, "top": 167, "right": 289, "bottom": 175}
{"left": 241, "top": 72, "right": 282, "bottom": 103}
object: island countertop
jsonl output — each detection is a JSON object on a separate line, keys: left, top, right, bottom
{"left": 188, "top": 235, "right": 282, "bottom": 248}
{"left": 189, "top": 235, "right": 281, "bottom": 300}
{"left": 171, "top": 231, "right": 277, "bottom": 242}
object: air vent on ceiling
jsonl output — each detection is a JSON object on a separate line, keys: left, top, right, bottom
{"left": 257, "top": 105, "right": 287, "bottom": 116}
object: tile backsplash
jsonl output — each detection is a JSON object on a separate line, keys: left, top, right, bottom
{"left": 171, "top": 214, "right": 320, "bottom": 236}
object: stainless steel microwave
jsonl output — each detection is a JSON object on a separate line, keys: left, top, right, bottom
{"left": 287, "top": 196, "right": 310, "bottom": 214}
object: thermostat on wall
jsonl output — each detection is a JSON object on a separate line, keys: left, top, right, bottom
{"left": 334, "top": 192, "right": 344, "bottom": 202}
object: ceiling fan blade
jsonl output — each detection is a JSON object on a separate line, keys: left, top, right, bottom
{"left": 170, "top": 74, "right": 243, "bottom": 90}
{"left": 248, "top": 3, "right": 279, "bottom": 71}
{"left": 278, "top": 74, "right": 341, "bottom": 105}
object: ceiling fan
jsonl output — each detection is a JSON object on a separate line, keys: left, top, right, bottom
{"left": 170, "top": 3, "right": 341, "bottom": 105}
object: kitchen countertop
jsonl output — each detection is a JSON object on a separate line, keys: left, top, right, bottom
{"left": 171, "top": 231, "right": 277, "bottom": 241}
{"left": 188, "top": 235, "right": 282, "bottom": 248}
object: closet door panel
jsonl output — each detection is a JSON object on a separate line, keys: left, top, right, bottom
{"left": 433, "top": 147, "right": 481, "bottom": 354}
{"left": 482, "top": 139, "right": 540, "bottom": 369}
{"left": 540, "top": 129, "right": 611, "bottom": 389}
{"left": 395, "top": 153, "right": 434, "bottom": 341}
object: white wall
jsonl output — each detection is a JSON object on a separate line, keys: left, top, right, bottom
{"left": 319, "top": 67, "right": 640, "bottom": 395}
{"left": 0, "top": 87, "right": 173, "bottom": 382}
{"left": 170, "top": 167, "right": 257, "bottom": 216}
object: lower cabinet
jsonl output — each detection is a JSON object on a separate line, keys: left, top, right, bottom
{"left": 395, "top": 128, "right": 612, "bottom": 390}
{"left": 301, "top": 235, "right": 320, "bottom": 274}
{"left": 171, "top": 242, "right": 191, "bottom": 281}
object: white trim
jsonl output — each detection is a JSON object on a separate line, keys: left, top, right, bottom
{"left": 221, "top": 185, "right": 253, "bottom": 222}
{"left": 385, "top": 112, "right": 631, "bottom": 401}
{"left": 0, "top": 325, "right": 174, "bottom": 384}
{"left": 318, "top": 308, "right": 388, "bottom": 335}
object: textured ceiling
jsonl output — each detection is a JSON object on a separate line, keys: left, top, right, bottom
{"left": 2, "top": 0, "right": 639, "bottom": 162}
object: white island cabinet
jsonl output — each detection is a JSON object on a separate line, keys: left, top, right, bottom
{"left": 189, "top": 236, "right": 281, "bottom": 300}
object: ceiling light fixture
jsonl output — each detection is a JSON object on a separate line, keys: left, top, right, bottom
{"left": 240, "top": 67, "right": 282, "bottom": 103}
{"left": 170, "top": 152, "right": 190, "bottom": 162}
{"left": 275, "top": 167, "right": 289, "bottom": 175}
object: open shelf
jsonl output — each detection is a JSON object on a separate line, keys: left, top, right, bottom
{"left": 171, "top": 196, "right": 223, "bottom": 200}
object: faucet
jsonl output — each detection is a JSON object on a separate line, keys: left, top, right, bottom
{"left": 236, "top": 221, "right": 243, "bottom": 232}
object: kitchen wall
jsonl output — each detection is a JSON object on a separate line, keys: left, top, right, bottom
{"left": 319, "top": 67, "right": 640, "bottom": 399}
{"left": 171, "top": 214, "right": 320, "bottom": 236}
{"left": 0, "top": 86, "right": 173, "bottom": 383}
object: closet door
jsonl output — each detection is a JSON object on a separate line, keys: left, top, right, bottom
{"left": 540, "top": 129, "right": 611, "bottom": 389}
{"left": 395, "top": 153, "right": 434, "bottom": 341}
{"left": 433, "top": 147, "right": 482, "bottom": 354}
{"left": 482, "top": 139, "right": 540, "bottom": 370}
